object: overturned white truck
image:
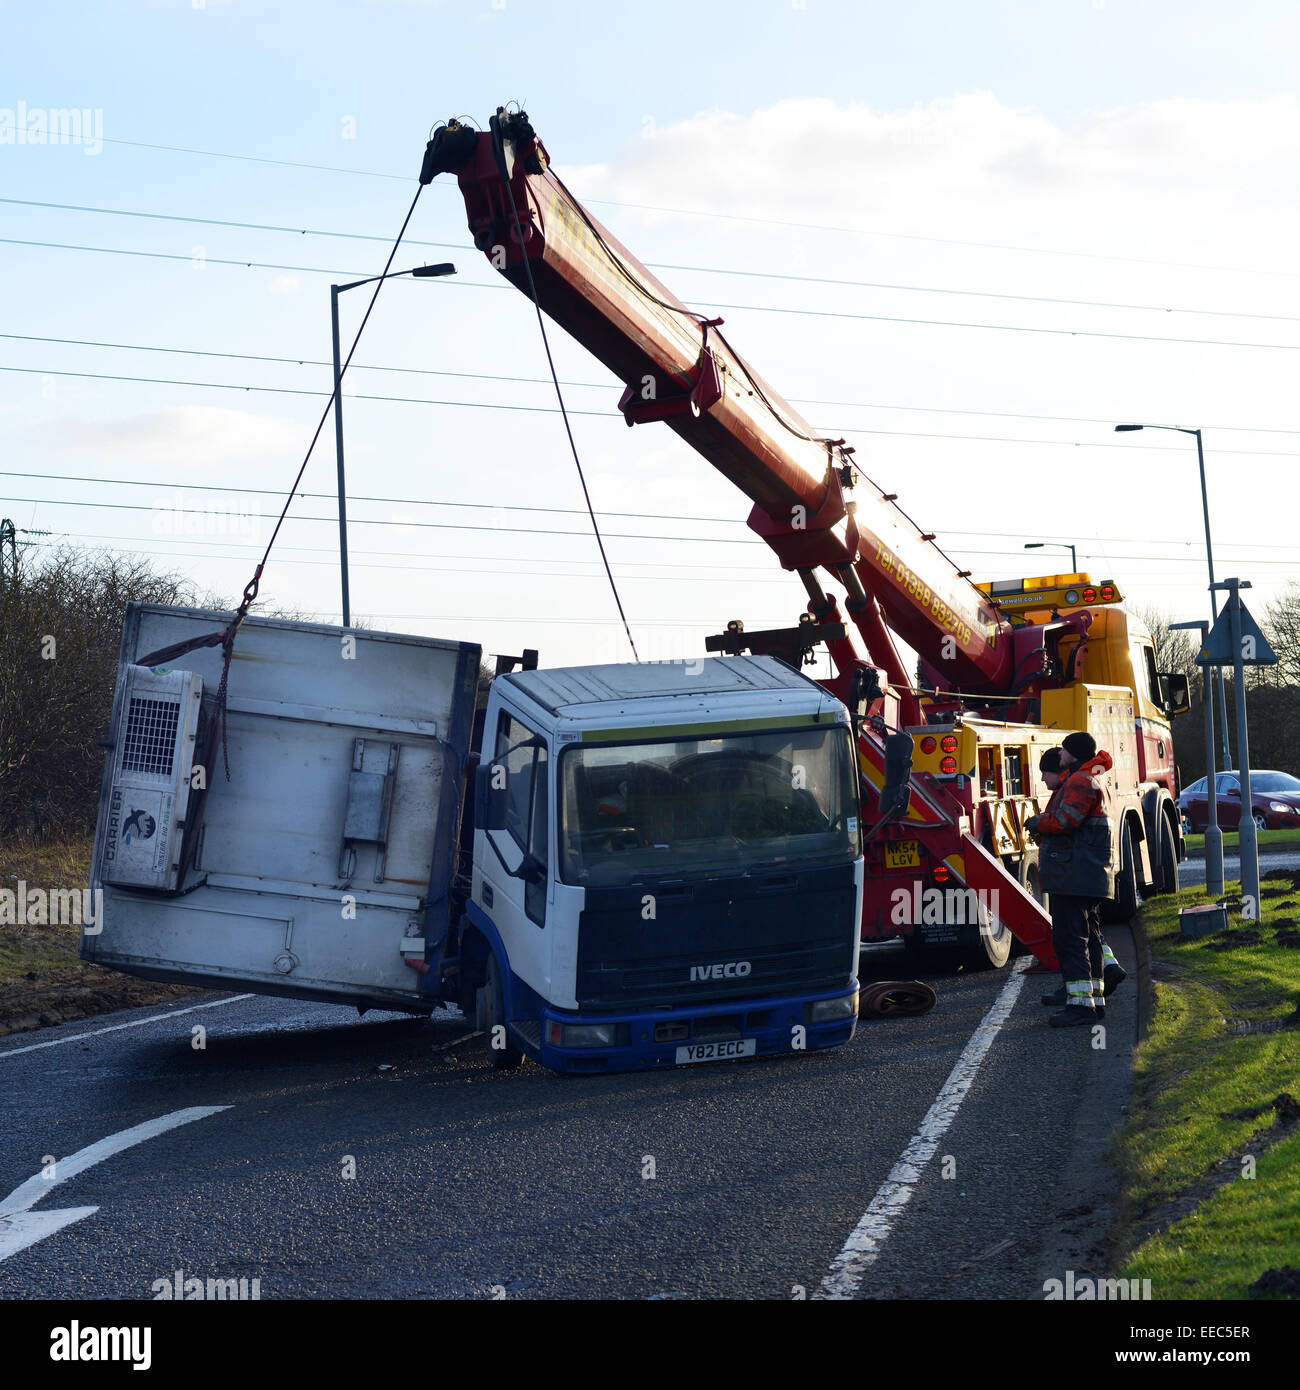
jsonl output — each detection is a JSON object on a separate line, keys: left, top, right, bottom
{"left": 85, "top": 604, "right": 864, "bottom": 1074}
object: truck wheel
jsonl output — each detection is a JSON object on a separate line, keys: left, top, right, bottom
{"left": 1152, "top": 812, "right": 1179, "bottom": 896}
{"left": 1102, "top": 821, "right": 1140, "bottom": 924}
{"left": 959, "top": 909, "right": 1013, "bottom": 971}
{"left": 477, "top": 953, "right": 523, "bottom": 1071}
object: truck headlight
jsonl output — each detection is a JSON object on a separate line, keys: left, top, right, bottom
{"left": 807, "top": 991, "right": 858, "bottom": 1024}
{"left": 546, "top": 1021, "right": 626, "bottom": 1048}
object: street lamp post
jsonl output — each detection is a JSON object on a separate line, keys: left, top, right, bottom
{"left": 1171, "top": 618, "right": 1223, "bottom": 897}
{"left": 1114, "top": 423, "right": 1232, "bottom": 768}
{"left": 1024, "top": 539, "right": 1078, "bottom": 572}
{"left": 331, "top": 262, "right": 456, "bottom": 627}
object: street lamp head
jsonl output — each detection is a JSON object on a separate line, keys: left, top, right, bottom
{"left": 1114, "top": 424, "right": 1144, "bottom": 432}
{"left": 1024, "top": 542, "right": 1043, "bottom": 549}
{"left": 412, "top": 262, "right": 457, "bottom": 278}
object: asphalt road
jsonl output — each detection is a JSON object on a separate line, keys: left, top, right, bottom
{"left": 1179, "top": 849, "right": 1300, "bottom": 887}
{"left": 0, "top": 937, "right": 1136, "bottom": 1301}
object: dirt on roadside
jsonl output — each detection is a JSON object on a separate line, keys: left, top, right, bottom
{"left": 0, "top": 964, "right": 206, "bottom": 1038}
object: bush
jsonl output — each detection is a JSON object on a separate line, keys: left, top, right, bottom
{"left": 0, "top": 546, "right": 214, "bottom": 839}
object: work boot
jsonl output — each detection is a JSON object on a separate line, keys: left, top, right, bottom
{"left": 1040, "top": 988, "right": 1067, "bottom": 1006}
{"left": 1103, "top": 963, "right": 1128, "bottom": 996}
{"left": 1049, "top": 1005, "right": 1096, "bottom": 1028}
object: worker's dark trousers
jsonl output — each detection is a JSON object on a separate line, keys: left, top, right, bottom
{"left": 1051, "top": 893, "right": 1104, "bottom": 1010}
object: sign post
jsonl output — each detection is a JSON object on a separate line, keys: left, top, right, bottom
{"left": 1198, "top": 580, "right": 1278, "bottom": 920}
{"left": 1172, "top": 619, "right": 1222, "bottom": 897}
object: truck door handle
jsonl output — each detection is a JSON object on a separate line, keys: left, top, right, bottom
{"left": 753, "top": 876, "right": 797, "bottom": 894}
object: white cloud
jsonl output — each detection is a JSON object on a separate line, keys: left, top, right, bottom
{"left": 563, "top": 92, "right": 1300, "bottom": 271}
{"left": 268, "top": 275, "right": 300, "bottom": 295}
{"left": 45, "top": 406, "right": 306, "bottom": 467}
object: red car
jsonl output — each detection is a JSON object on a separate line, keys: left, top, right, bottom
{"left": 1177, "top": 770, "right": 1300, "bottom": 832}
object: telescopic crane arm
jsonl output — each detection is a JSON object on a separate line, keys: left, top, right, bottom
{"left": 422, "top": 110, "right": 1017, "bottom": 713}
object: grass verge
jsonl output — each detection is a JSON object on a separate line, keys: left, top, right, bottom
{"left": 1112, "top": 872, "right": 1300, "bottom": 1299}
{"left": 0, "top": 834, "right": 201, "bottom": 1036}
{"left": 1184, "top": 827, "right": 1300, "bottom": 854}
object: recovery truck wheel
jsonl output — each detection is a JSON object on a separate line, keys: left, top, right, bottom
{"left": 958, "top": 905, "right": 1013, "bottom": 971}
{"left": 477, "top": 952, "right": 523, "bottom": 1071}
{"left": 1102, "top": 820, "right": 1140, "bottom": 924}
{"left": 1151, "top": 811, "right": 1180, "bottom": 896}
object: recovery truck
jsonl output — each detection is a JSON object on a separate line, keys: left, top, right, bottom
{"left": 420, "top": 107, "right": 1192, "bottom": 970}
{"left": 83, "top": 606, "right": 863, "bottom": 1074}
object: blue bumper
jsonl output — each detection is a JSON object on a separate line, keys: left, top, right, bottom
{"left": 527, "top": 984, "right": 858, "bottom": 1075}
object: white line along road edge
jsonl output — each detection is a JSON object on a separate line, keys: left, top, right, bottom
{"left": 817, "top": 960, "right": 1030, "bottom": 1300}
{"left": 0, "top": 1106, "right": 231, "bottom": 1264}
{"left": 0, "top": 995, "right": 255, "bottom": 1058}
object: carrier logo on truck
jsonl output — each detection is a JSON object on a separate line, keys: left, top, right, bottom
{"left": 123, "top": 809, "right": 156, "bottom": 843}
{"left": 690, "top": 961, "right": 752, "bottom": 981}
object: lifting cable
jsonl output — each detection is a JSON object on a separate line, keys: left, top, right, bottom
{"left": 500, "top": 136, "right": 639, "bottom": 661}
{"left": 136, "top": 182, "right": 430, "bottom": 778}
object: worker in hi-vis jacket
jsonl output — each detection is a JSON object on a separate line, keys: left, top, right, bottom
{"left": 1026, "top": 733, "right": 1126, "bottom": 1028}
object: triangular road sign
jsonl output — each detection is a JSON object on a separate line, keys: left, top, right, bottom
{"left": 1197, "top": 597, "right": 1278, "bottom": 666}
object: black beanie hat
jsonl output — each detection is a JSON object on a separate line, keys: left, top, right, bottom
{"left": 1039, "top": 747, "right": 1065, "bottom": 773}
{"left": 1062, "top": 730, "right": 1097, "bottom": 762}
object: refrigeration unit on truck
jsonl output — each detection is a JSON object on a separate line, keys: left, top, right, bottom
{"left": 85, "top": 603, "right": 864, "bottom": 1074}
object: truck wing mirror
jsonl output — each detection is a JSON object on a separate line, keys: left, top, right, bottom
{"left": 864, "top": 731, "right": 914, "bottom": 839}
{"left": 511, "top": 851, "right": 546, "bottom": 885}
{"left": 474, "top": 761, "right": 510, "bottom": 831}
{"left": 1158, "top": 672, "right": 1191, "bottom": 717}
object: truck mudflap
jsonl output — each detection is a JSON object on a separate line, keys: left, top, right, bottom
{"left": 960, "top": 833, "right": 1059, "bottom": 970}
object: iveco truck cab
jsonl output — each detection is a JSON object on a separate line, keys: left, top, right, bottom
{"left": 469, "top": 657, "right": 864, "bottom": 1072}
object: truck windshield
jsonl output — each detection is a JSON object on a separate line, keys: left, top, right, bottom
{"left": 559, "top": 724, "right": 860, "bottom": 888}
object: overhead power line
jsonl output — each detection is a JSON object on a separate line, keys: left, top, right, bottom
{"left": 8, "top": 471, "right": 1300, "bottom": 553}
{"left": 7, "top": 197, "right": 1299, "bottom": 325}
{"left": 6, "top": 237, "right": 1300, "bottom": 353}
{"left": 24, "top": 531, "right": 795, "bottom": 585}
{"left": 7, "top": 495, "right": 1300, "bottom": 567}
{"left": 5, "top": 363, "right": 1300, "bottom": 461}
{"left": 92, "top": 134, "right": 1300, "bottom": 281}
{"left": 5, "top": 330, "right": 1299, "bottom": 438}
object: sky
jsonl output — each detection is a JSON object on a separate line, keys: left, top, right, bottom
{"left": 2, "top": 0, "right": 1297, "bottom": 676}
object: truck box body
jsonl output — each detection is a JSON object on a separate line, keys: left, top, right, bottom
{"left": 84, "top": 604, "right": 480, "bottom": 1013}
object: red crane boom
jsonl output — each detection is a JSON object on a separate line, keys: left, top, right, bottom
{"left": 422, "top": 112, "right": 1016, "bottom": 712}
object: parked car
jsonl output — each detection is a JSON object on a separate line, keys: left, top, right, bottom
{"left": 1176, "top": 770, "right": 1300, "bottom": 833}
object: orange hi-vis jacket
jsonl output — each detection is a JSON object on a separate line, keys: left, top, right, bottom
{"left": 1026, "top": 750, "right": 1117, "bottom": 900}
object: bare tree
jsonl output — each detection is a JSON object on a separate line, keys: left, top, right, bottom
{"left": 0, "top": 546, "right": 210, "bottom": 839}
{"left": 1264, "top": 580, "right": 1300, "bottom": 688}
{"left": 1135, "top": 605, "right": 1199, "bottom": 677}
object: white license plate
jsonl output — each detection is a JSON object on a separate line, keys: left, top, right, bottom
{"left": 675, "top": 1038, "right": 757, "bottom": 1065}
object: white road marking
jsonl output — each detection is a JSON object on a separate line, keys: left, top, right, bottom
{"left": 0, "top": 1105, "right": 230, "bottom": 1263}
{"left": 0, "top": 1208, "right": 100, "bottom": 1264}
{"left": 0, "top": 994, "right": 255, "bottom": 1058}
{"left": 817, "top": 960, "right": 1030, "bottom": 1300}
